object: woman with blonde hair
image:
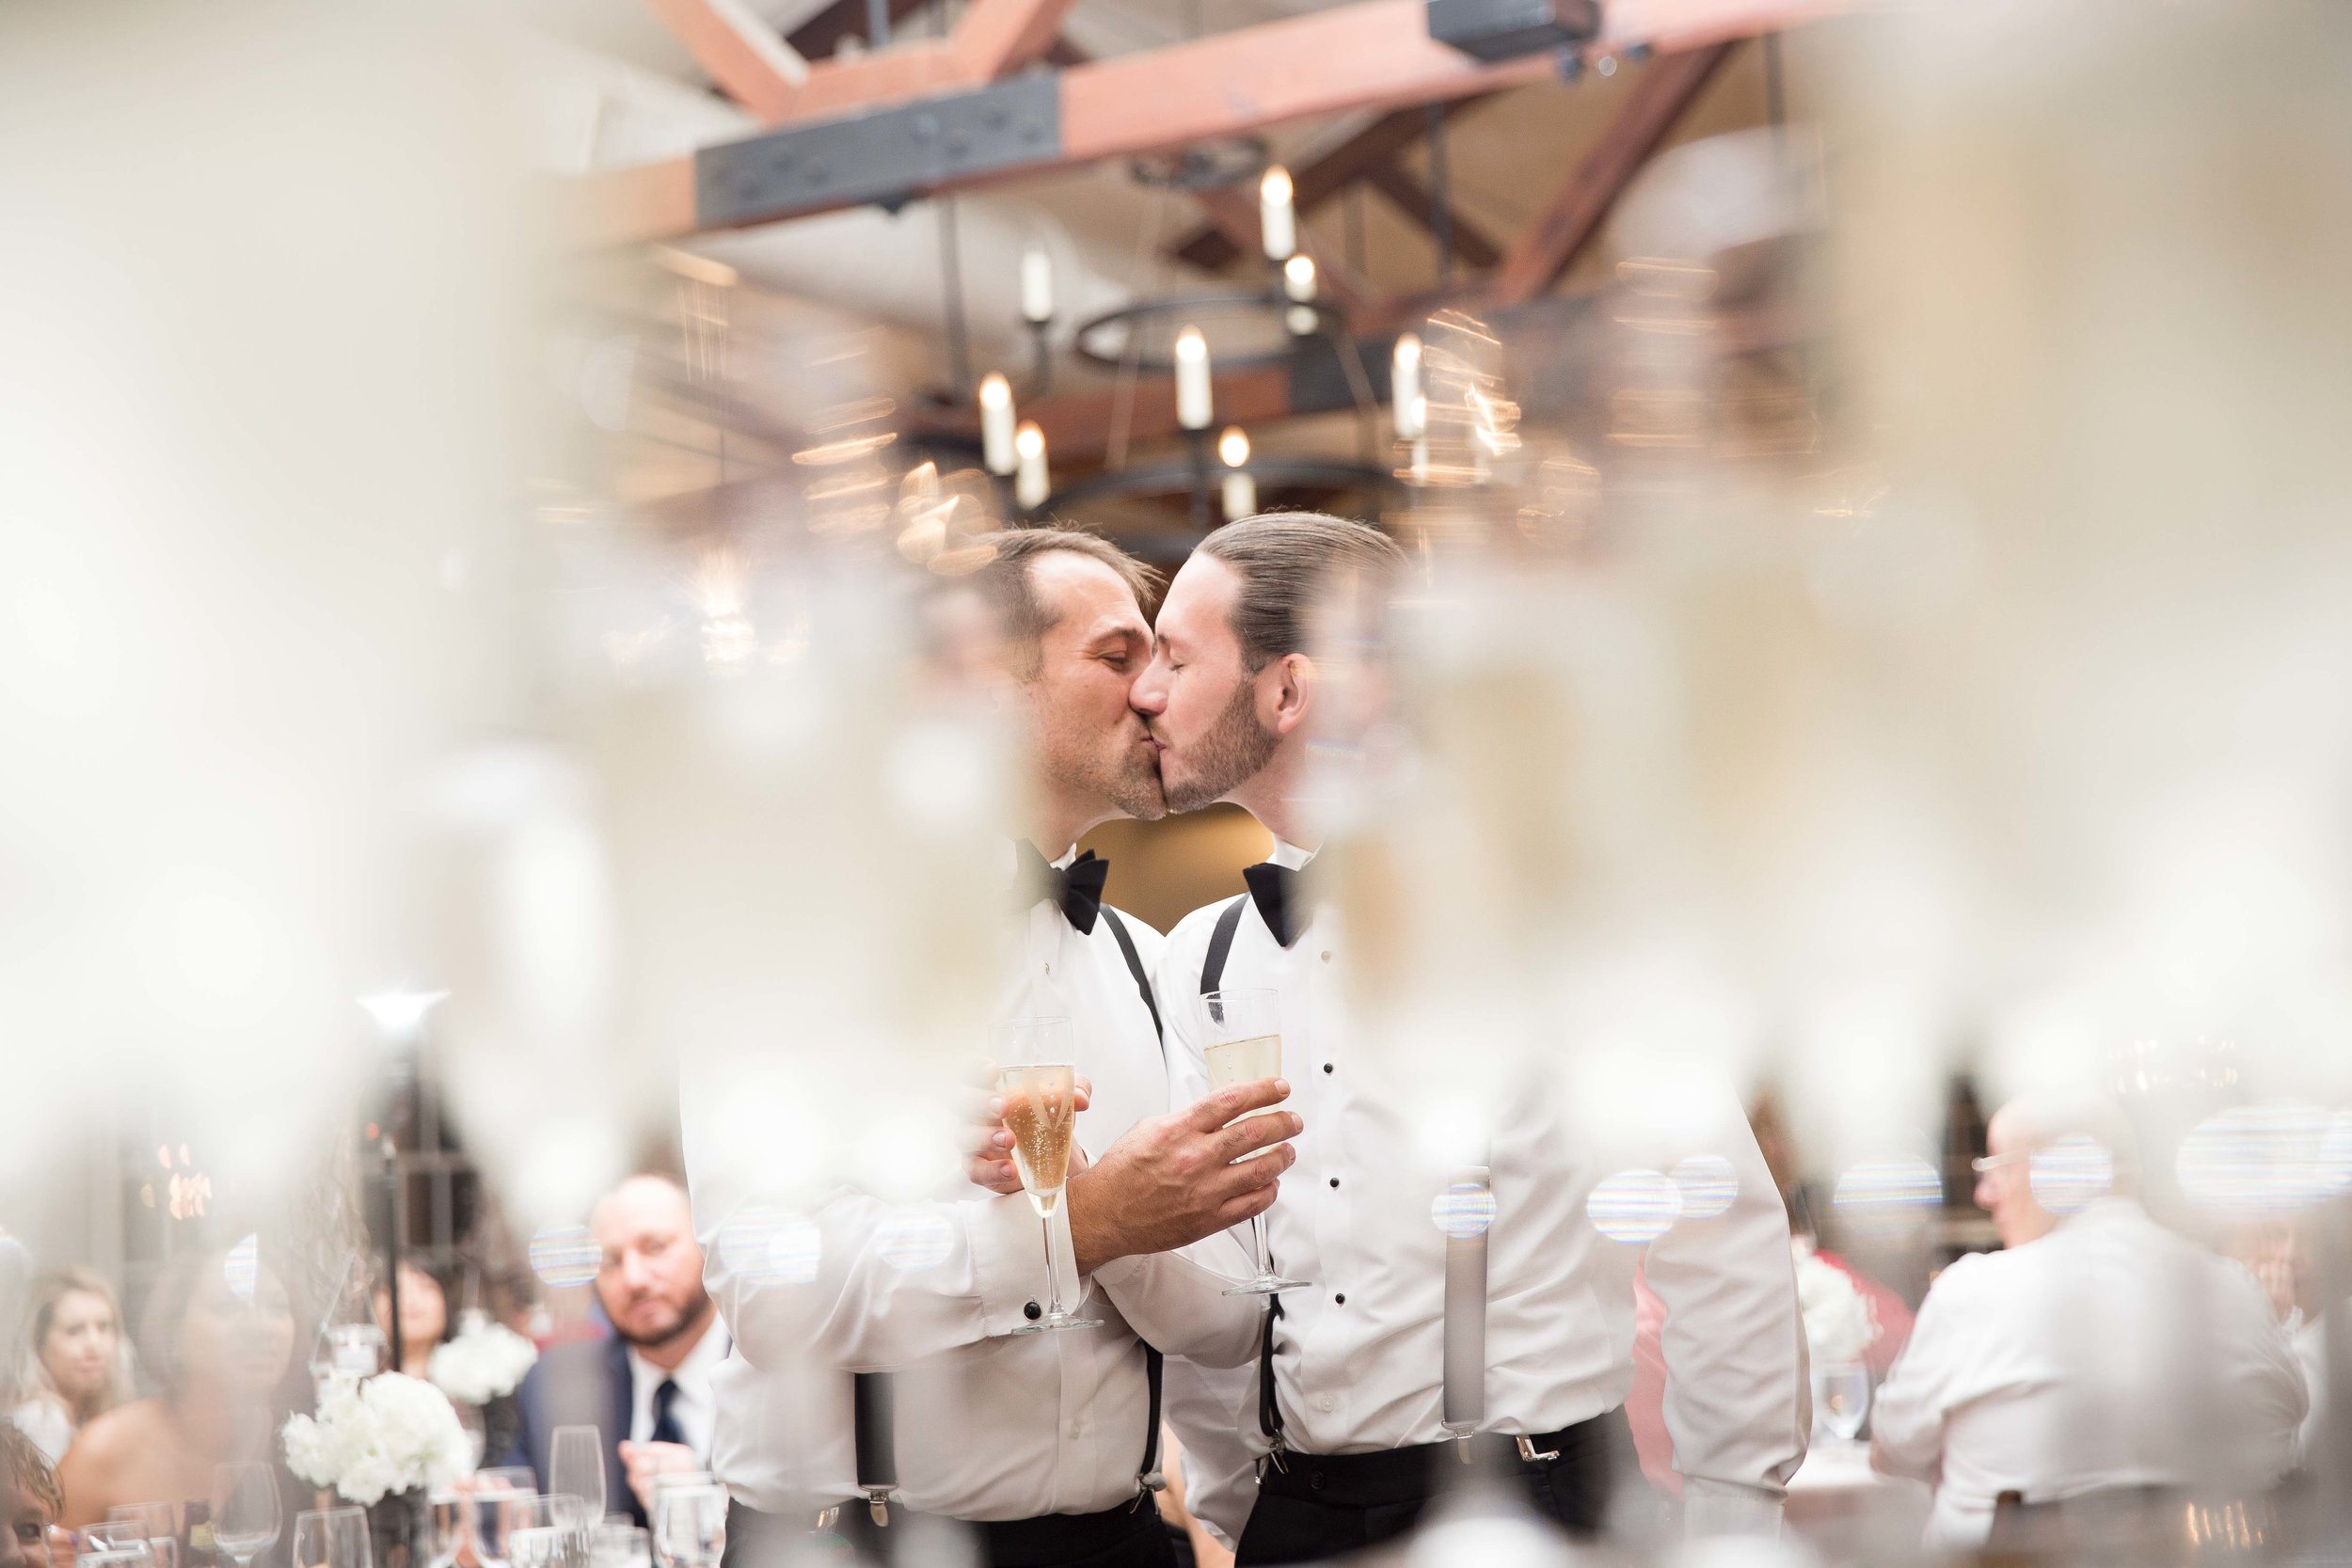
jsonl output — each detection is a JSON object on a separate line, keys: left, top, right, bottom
{"left": 8, "top": 1269, "right": 132, "bottom": 1465}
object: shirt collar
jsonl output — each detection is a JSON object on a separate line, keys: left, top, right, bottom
{"left": 1264, "top": 836, "right": 1315, "bottom": 871}
{"left": 626, "top": 1315, "right": 729, "bottom": 1392}
{"left": 1004, "top": 839, "right": 1082, "bottom": 879}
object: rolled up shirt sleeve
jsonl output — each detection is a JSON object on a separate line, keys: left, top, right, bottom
{"left": 1643, "top": 1087, "right": 1811, "bottom": 1503}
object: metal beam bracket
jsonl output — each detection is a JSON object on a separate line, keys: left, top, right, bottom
{"left": 1424, "top": 0, "right": 1600, "bottom": 62}
{"left": 694, "top": 72, "right": 1060, "bottom": 228}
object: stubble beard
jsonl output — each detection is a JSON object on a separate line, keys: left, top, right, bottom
{"left": 1161, "top": 673, "right": 1279, "bottom": 814}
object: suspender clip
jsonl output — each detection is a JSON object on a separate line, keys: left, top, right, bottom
{"left": 1130, "top": 1471, "right": 1167, "bottom": 1511}
{"left": 865, "top": 1489, "right": 895, "bottom": 1527}
{"left": 1516, "top": 1435, "right": 1561, "bottom": 1464}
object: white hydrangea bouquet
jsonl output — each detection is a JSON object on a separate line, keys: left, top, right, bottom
{"left": 283, "top": 1371, "right": 471, "bottom": 1506}
{"left": 1794, "top": 1242, "right": 1879, "bottom": 1366}
{"left": 428, "top": 1321, "right": 538, "bottom": 1406}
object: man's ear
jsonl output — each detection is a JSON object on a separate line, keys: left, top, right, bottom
{"left": 1267, "top": 651, "right": 1316, "bottom": 737}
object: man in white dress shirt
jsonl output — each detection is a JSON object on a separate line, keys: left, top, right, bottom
{"left": 686, "top": 529, "right": 1295, "bottom": 1568}
{"left": 1126, "top": 513, "right": 1810, "bottom": 1561}
{"left": 1871, "top": 1095, "right": 2306, "bottom": 1548}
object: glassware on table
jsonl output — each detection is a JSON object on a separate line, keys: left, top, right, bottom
{"left": 992, "top": 1017, "right": 1100, "bottom": 1335}
{"left": 502, "top": 1529, "right": 565, "bottom": 1568}
{"left": 422, "top": 1490, "right": 469, "bottom": 1568}
{"left": 292, "top": 1508, "right": 373, "bottom": 1568}
{"left": 470, "top": 1493, "right": 553, "bottom": 1568}
{"left": 210, "top": 1464, "right": 283, "bottom": 1568}
{"left": 101, "top": 1508, "right": 178, "bottom": 1568}
{"left": 547, "top": 1426, "right": 607, "bottom": 1538}
{"left": 75, "top": 1548, "right": 153, "bottom": 1568}
{"left": 1201, "top": 988, "right": 1310, "bottom": 1294}
{"left": 647, "top": 1486, "right": 725, "bottom": 1568}
{"left": 588, "top": 1523, "right": 649, "bottom": 1568}
{"left": 1815, "top": 1360, "right": 1871, "bottom": 1443}
{"left": 473, "top": 1468, "right": 537, "bottom": 1496}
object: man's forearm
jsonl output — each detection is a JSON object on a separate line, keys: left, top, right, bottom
{"left": 1067, "top": 1168, "right": 1129, "bottom": 1276}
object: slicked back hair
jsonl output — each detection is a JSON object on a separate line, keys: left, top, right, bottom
{"left": 970, "top": 527, "right": 1162, "bottom": 676}
{"left": 1193, "top": 511, "right": 1404, "bottom": 672}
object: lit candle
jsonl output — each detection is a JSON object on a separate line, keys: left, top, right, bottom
{"left": 1014, "top": 420, "right": 1049, "bottom": 510}
{"left": 1282, "top": 255, "right": 1319, "bottom": 336}
{"left": 978, "top": 372, "right": 1016, "bottom": 474}
{"left": 1218, "top": 426, "right": 1255, "bottom": 520}
{"left": 1174, "top": 326, "right": 1212, "bottom": 432}
{"left": 1020, "top": 245, "right": 1054, "bottom": 325}
{"left": 1392, "top": 333, "right": 1422, "bottom": 437}
{"left": 1259, "top": 166, "right": 1296, "bottom": 261}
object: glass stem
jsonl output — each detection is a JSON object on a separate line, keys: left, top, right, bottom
{"left": 1041, "top": 1214, "right": 1068, "bottom": 1318}
{"left": 1249, "top": 1212, "right": 1273, "bottom": 1280}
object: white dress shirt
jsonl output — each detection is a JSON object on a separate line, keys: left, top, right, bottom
{"left": 626, "top": 1319, "right": 730, "bottom": 1460}
{"left": 1157, "top": 840, "right": 1808, "bottom": 1544}
{"left": 1871, "top": 1197, "right": 2307, "bottom": 1547}
{"left": 688, "top": 846, "right": 1260, "bottom": 1524}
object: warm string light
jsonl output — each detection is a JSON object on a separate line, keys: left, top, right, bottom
{"left": 1282, "top": 254, "right": 1319, "bottom": 336}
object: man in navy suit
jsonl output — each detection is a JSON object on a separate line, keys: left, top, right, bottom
{"left": 501, "top": 1174, "right": 730, "bottom": 1525}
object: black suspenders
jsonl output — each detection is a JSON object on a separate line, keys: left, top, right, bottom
{"left": 852, "top": 907, "right": 1172, "bottom": 1525}
{"left": 1100, "top": 906, "right": 1169, "bottom": 1503}
{"left": 1196, "top": 896, "right": 1288, "bottom": 1455}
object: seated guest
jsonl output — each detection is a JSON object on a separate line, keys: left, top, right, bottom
{"left": 57, "top": 1247, "right": 298, "bottom": 1528}
{"left": 3, "top": 1424, "right": 64, "bottom": 1568}
{"left": 499, "top": 1175, "right": 726, "bottom": 1524}
{"left": 8, "top": 1270, "right": 131, "bottom": 1465}
{"left": 1871, "top": 1094, "right": 2306, "bottom": 1547}
{"left": 372, "top": 1261, "right": 450, "bottom": 1383}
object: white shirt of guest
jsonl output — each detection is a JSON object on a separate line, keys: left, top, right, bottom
{"left": 625, "top": 1318, "right": 730, "bottom": 1460}
{"left": 1157, "top": 840, "right": 1808, "bottom": 1544}
{"left": 1871, "top": 1197, "right": 2308, "bottom": 1547}
{"left": 688, "top": 844, "right": 1261, "bottom": 1524}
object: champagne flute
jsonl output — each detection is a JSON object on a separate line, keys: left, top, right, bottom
{"left": 1816, "top": 1362, "right": 1871, "bottom": 1443}
{"left": 993, "top": 1018, "right": 1100, "bottom": 1335}
{"left": 292, "top": 1508, "right": 372, "bottom": 1568}
{"left": 210, "top": 1464, "right": 282, "bottom": 1568}
{"left": 1202, "top": 988, "right": 1310, "bottom": 1294}
{"left": 547, "top": 1427, "right": 606, "bottom": 1540}
{"left": 647, "top": 1487, "right": 724, "bottom": 1568}
{"left": 423, "top": 1491, "right": 469, "bottom": 1568}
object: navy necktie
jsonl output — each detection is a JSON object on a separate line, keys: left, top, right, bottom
{"left": 649, "top": 1377, "right": 684, "bottom": 1448}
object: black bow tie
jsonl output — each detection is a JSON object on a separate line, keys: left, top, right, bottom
{"left": 1017, "top": 843, "right": 1110, "bottom": 934}
{"left": 1243, "top": 861, "right": 1305, "bottom": 949}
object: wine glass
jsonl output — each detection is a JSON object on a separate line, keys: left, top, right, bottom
{"left": 470, "top": 1493, "right": 553, "bottom": 1568}
{"left": 292, "top": 1508, "right": 372, "bottom": 1568}
{"left": 647, "top": 1486, "right": 725, "bottom": 1568}
{"left": 502, "top": 1529, "right": 565, "bottom": 1568}
{"left": 993, "top": 1018, "right": 1101, "bottom": 1335}
{"left": 588, "top": 1524, "right": 649, "bottom": 1568}
{"left": 77, "top": 1533, "right": 153, "bottom": 1568}
{"left": 103, "top": 1503, "right": 178, "bottom": 1568}
{"left": 1816, "top": 1361, "right": 1871, "bottom": 1443}
{"left": 1202, "top": 988, "right": 1310, "bottom": 1294}
{"left": 547, "top": 1427, "right": 607, "bottom": 1539}
{"left": 474, "top": 1469, "right": 536, "bottom": 1496}
{"left": 211, "top": 1464, "right": 282, "bottom": 1568}
{"left": 73, "top": 1548, "right": 152, "bottom": 1568}
{"left": 423, "top": 1490, "right": 469, "bottom": 1568}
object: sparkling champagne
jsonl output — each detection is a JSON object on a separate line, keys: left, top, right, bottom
{"left": 1205, "top": 1034, "right": 1283, "bottom": 1109}
{"left": 999, "top": 1063, "right": 1077, "bottom": 1215}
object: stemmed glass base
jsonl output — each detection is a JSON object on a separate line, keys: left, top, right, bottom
{"left": 1011, "top": 1307, "right": 1103, "bottom": 1334}
{"left": 1224, "top": 1274, "right": 1311, "bottom": 1297}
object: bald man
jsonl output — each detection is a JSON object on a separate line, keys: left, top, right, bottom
{"left": 500, "top": 1174, "right": 731, "bottom": 1523}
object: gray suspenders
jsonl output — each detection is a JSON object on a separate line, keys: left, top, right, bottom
{"left": 853, "top": 906, "right": 1169, "bottom": 1525}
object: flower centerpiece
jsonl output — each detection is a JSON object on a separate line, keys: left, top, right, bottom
{"left": 427, "top": 1320, "right": 538, "bottom": 1407}
{"left": 283, "top": 1371, "right": 470, "bottom": 1568}
{"left": 1794, "top": 1241, "right": 1881, "bottom": 1443}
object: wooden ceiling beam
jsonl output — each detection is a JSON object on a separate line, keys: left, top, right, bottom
{"left": 1484, "top": 40, "right": 1736, "bottom": 306}
{"left": 641, "top": 0, "right": 810, "bottom": 120}
{"left": 950, "top": 0, "right": 1084, "bottom": 80}
{"left": 577, "top": 0, "right": 1840, "bottom": 245}
{"left": 1363, "top": 162, "right": 1502, "bottom": 269}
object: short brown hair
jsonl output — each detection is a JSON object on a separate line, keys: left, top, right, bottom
{"left": 970, "top": 527, "right": 1161, "bottom": 673}
{"left": 1194, "top": 511, "right": 1403, "bottom": 671}
{"left": 0, "top": 1421, "right": 61, "bottom": 1522}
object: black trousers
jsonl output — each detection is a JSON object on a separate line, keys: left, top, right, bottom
{"left": 1233, "top": 1411, "right": 1624, "bottom": 1567}
{"left": 724, "top": 1496, "right": 1175, "bottom": 1568}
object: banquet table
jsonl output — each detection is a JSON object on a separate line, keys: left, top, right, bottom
{"left": 1785, "top": 1439, "right": 1931, "bottom": 1559}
